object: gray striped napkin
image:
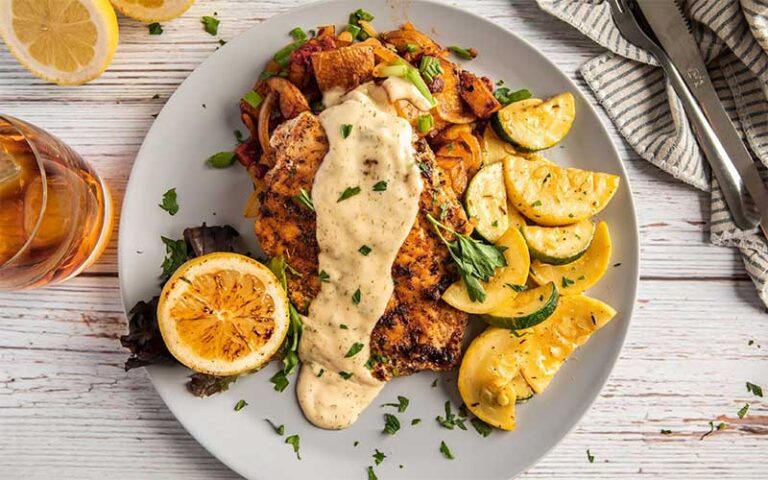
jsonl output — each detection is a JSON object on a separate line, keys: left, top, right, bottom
{"left": 536, "top": 0, "right": 768, "bottom": 307}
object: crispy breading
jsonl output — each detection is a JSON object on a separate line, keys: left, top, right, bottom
{"left": 254, "top": 111, "right": 470, "bottom": 380}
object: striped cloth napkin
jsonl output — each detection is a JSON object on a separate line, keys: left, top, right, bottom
{"left": 536, "top": 0, "right": 768, "bottom": 307}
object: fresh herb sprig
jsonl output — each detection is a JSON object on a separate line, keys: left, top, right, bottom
{"left": 426, "top": 214, "right": 507, "bottom": 302}
{"left": 267, "top": 256, "right": 302, "bottom": 392}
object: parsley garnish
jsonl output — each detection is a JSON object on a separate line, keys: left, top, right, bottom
{"left": 148, "top": 23, "right": 163, "bottom": 35}
{"left": 364, "top": 353, "right": 389, "bottom": 370}
{"left": 159, "top": 188, "right": 179, "bottom": 215}
{"left": 493, "top": 87, "right": 532, "bottom": 105}
{"left": 427, "top": 214, "right": 507, "bottom": 302}
{"left": 383, "top": 413, "right": 400, "bottom": 435}
{"left": 738, "top": 403, "right": 749, "bottom": 419}
{"left": 352, "top": 288, "right": 361, "bottom": 305}
{"left": 269, "top": 370, "right": 289, "bottom": 392}
{"left": 700, "top": 421, "right": 726, "bottom": 440}
{"left": 265, "top": 419, "right": 284, "bottom": 435}
{"left": 160, "top": 236, "right": 189, "bottom": 280}
{"left": 491, "top": 220, "right": 499, "bottom": 227}
{"left": 341, "top": 124, "right": 353, "bottom": 138}
{"left": 562, "top": 276, "right": 575, "bottom": 288}
{"left": 373, "top": 181, "right": 388, "bottom": 192}
{"left": 505, "top": 283, "right": 527, "bottom": 292}
{"left": 340, "top": 324, "right": 348, "bottom": 329}
{"left": 367, "top": 466, "right": 378, "bottom": 480}
{"left": 359, "top": 245, "right": 372, "bottom": 256}
{"left": 319, "top": 270, "right": 330, "bottom": 282}
{"left": 746, "top": 382, "right": 763, "bottom": 397}
{"left": 266, "top": 256, "right": 302, "bottom": 393}
{"left": 381, "top": 395, "right": 409, "bottom": 413}
{"left": 201, "top": 16, "right": 220, "bottom": 36}
{"left": 207, "top": 151, "right": 236, "bottom": 168}
{"left": 431, "top": 378, "right": 438, "bottom": 388}
{"left": 339, "top": 371, "right": 353, "bottom": 380}
{"left": 234, "top": 399, "right": 247, "bottom": 411}
{"left": 285, "top": 434, "right": 301, "bottom": 459}
{"left": 531, "top": 200, "right": 542, "bottom": 207}
{"left": 411, "top": 418, "right": 422, "bottom": 425}
{"left": 586, "top": 449, "right": 595, "bottom": 463}
{"left": 373, "top": 449, "right": 386, "bottom": 465}
{"left": 338, "top": 186, "right": 361, "bottom": 201}
{"left": 233, "top": 129, "right": 244, "bottom": 144}
{"left": 439, "top": 441, "right": 454, "bottom": 459}
{"left": 345, "top": 342, "right": 364, "bottom": 358}
{"left": 316, "top": 368, "right": 324, "bottom": 378}
{"left": 436, "top": 401, "right": 466, "bottom": 430}
{"left": 470, "top": 417, "right": 493, "bottom": 437}
{"left": 294, "top": 188, "right": 314, "bottom": 211}
{"left": 660, "top": 429, "right": 672, "bottom": 435}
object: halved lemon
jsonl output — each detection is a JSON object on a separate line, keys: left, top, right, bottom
{"left": 157, "top": 252, "right": 290, "bottom": 376}
{"left": 0, "top": 0, "right": 119, "bottom": 85}
{"left": 109, "top": 0, "right": 195, "bottom": 22}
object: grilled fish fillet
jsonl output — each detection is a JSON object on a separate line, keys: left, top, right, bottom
{"left": 254, "top": 111, "right": 471, "bottom": 380}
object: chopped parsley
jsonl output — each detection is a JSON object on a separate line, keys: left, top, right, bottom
{"left": 373, "top": 181, "right": 388, "bottom": 192}
{"left": 201, "top": 16, "right": 220, "bottom": 36}
{"left": 505, "top": 283, "right": 527, "bottom": 292}
{"left": 340, "top": 324, "right": 348, "bottom": 330}
{"left": 160, "top": 236, "right": 189, "bottom": 280}
{"left": 366, "top": 466, "right": 378, "bottom": 480}
{"left": 427, "top": 214, "right": 507, "bottom": 303}
{"left": 148, "top": 23, "right": 163, "bottom": 35}
{"left": 436, "top": 401, "right": 466, "bottom": 430}
{"left": 530, "top": 200, "right": 542, "bottom": 207}
{"left": 359, "top": 245, "right": 372, "bottom": 256}
{"left": 233, "top": 129, "right": 244, "bottom": 144}
{"left": 285, "top": 434, "right": 301, "bottom": 459}
{"left": 738, "top": 403, "right": 749, "bottom": 419}
{"left": 340, "top": 124, "right": 353, "bottom": 138}
{"left": 373, "top": 449, "right": 386, "bottom": 465}
{"left": 352, "top": 288, "right": 361, "bottom": 305}
{"left": 431, "top": 378, "right": 438, "bottom": 388}
{"left": 561, "top": 276, "right": 575, "bottom": 288}
{"left": 660, "top": 429, "right": 672, "bottom": 435}
{"left": 586, "top": 449, "right": 595, "bottom": 463}
{"left": 294, "top": 188, "right": 314, "bottom": 211}
{"left": 339, "top": 371, "right": 353, "bottom": 380}
{"left": 265, "top": 419, "right": 284, "bottom": 435}
{"left": 266, "top": 257, "right": 303, "bottom": 393}
{"left": 207, "top": 151, "right": 236, "bottom": 168}
{"left": 344, "top": 342, "right": 364, "bottom": 358}
{"left": 233, "top": 399, "right": 247, "bottom": 411}
{"left": 700, "top": 421, "right": 726, "bottom": 440}
{"left": 746, "top": 382, "right": 763, "bottom": 397}
{"left": 364, "top": 353, "right": 389, "bottom": 370}
{"left": 318, "top": 270, "right": 330, "bottom": 282}
{"left": 338, "top": 186, "right": 361, "bottom": 201}
{"left": 491, "top": 220, "right": 499, "bottom": 227}
{"left": 470, "top": 417, "right": 493, "bottom": 437}
{"left": 493, "top": 87, "right": 532, "bottom": 105}
{"left": 269, "top": 370, "right": 290, "bottom": 392}
{"left": 159, "top": 188, "right": 179, "bottom": 215}
{"left": 447, "top": 45, "right": 477, "bottom": 60}
{"left": 383, "top": 413, "right": 400, "bottom": 435}
{"left": 439, "top": 441, "right": 454, "bottom": 459}
{"left": 411, "top": 418, "right": 422, "bottom": 425}
{"left": 381, "top": 395, "right": 409, "bottom": 413}
{"left": 316, "top": 368, "right": 324, "bottom": 378}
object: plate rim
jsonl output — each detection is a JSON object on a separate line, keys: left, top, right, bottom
{"left": 117, "top": 0, "right": 640, "bottom": 478}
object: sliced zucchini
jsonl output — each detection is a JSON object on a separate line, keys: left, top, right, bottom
{"left": 530, "top": 221, "right": 611, "bottom": 295}
{"left": 482, "top": 282, "right": 559, "bottom": 330}
{"left": 522, "top": 220, "right": 595, "bottom": 265}
{"left": 465, "top": 162, "right": 509, "bottom": 242}
{"left": 442, "top": 227, "right": 530, "bottom": 314}
{"left": 503, "top": 155, "right": 620, "bottom": 226}
{"left": 491, "top": 93, "right": 575, "bottom": 151}
{"left": 458, "top": 327, "right": 525, "bottom": 431}
{"left": 481, "top": 122, "right": 518, "bottom": 166}
{"left": 520, "top": 295, "right": 616, "bottom": 393}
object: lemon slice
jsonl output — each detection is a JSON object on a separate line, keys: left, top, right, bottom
{"left": 110, "top": 0, "right": 195, "bottom": 22}
{"left": 158, "top": 252, "right": 290, "bottom": 376}
{"left": 0, "top": 0, "right": 119, "bottom": 85}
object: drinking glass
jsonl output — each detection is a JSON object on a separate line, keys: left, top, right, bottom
{"left": 0, "top": 114, "right": 113, "bottom": 290}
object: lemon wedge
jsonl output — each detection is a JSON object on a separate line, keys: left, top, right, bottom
{"left": 0, "top": 0, "right": 119, "bottom": 85}
{"left": 109, "top": 0, "right": 195, "bottom": 22}
{"left": 158, "top": 252, "right": 290, "bottom": 376}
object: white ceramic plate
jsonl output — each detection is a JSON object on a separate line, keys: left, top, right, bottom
{"left": 119, "top": 1, "right": 639, "bottom": 478}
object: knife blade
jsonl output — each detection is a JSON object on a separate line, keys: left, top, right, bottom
{"left": 637, "top": 0, "right": 768, "bottom": 237}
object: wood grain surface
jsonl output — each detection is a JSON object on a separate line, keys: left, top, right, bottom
{"left": 0, "top": 1, "right": 765, "bottom": 479}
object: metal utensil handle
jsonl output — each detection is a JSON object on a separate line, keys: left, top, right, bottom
{"left": 655, "top": 54, "right": 758, "bottom": 230}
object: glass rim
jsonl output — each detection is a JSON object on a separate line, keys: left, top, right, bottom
{"left": 0, "top": 113, "right": 48, "bottom": 271}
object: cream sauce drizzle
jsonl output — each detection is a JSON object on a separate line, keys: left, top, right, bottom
{"left": 296, "top": 80, "right": 424, "bottom": 429}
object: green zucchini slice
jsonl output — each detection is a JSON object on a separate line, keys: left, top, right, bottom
{"left": 491, "top": 93, "right": 575, "bottom": 151}
{"left": 465, "top": 162, "right": 509, "bottom": 242}
{"left": 481, "top": 282, "right": 559, "bottom": 330}
{"left": 522, "top": 220, "right": 595, "bottom": 265}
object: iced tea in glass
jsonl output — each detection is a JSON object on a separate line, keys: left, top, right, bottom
{"left": 0, "top": 114, "right": 113, "bottom": 290}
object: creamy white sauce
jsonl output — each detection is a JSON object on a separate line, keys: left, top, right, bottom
{"left": 296, "top": 81, "right": 424, "bottom": 429}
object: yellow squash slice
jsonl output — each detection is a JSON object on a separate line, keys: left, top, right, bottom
{"left": 157, "top": 252, "right": 290, "bottom": 376}
{"left": 520, "top": 295, "right": 616, "bottom": 393}
{"left": 442, "top": 227, "right": 530, "bottom": 314}
{"left": 507, "top": 202, "right": 527, "bottom": 231}
{"left": 530, "top": 221, "right": 611, "bottom": 295}
{"left": 503, "top": 155, "right": 620, "bottom": 226}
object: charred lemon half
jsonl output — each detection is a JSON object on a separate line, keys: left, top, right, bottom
{"left": 157, "top": 252, "right": 289, "bottom": 376}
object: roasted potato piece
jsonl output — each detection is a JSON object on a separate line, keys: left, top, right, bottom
{"left": 288, "top": 36, "right": 336, "bottom": 90}
{"left": 316, "top": 25, "right": 336, "bottom": 38}
{"left": 311, "top": 43, "right": 375, "bottom": 92}
{"left": 266, "top": 76, "right": 310, "bottom": 120}
{"left": 433, "top": 59, "right": 475, "bottom": 124}
{"left": 380, "top": 27, "right": 442, "bottom": 60}
{"left": 459, "top": 70, "right": 501, "bottom": 119}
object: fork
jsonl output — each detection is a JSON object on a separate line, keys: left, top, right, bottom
{"left": 607, "top": 0, "right": 758, "bottom": 230}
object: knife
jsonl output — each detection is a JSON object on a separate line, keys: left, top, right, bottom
{"left": 636, "top": 0, "right": 768, "bottom": 237}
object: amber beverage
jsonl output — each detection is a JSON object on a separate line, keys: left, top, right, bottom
{"left": 0, "top": 115, "right": 113, "bottom": 290}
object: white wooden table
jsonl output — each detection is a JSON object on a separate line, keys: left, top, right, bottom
{"left": 1, "top": 1, "right": 766, "bottom": 478}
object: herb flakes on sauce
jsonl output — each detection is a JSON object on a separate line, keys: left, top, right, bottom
{"left": 338, "top": 186, "right": 362, "bottom": 201}
{"left": 344, "top": 342, "right": 364, "bottom": 358}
